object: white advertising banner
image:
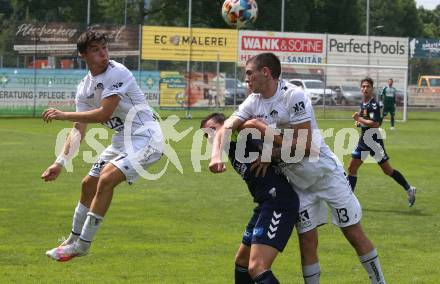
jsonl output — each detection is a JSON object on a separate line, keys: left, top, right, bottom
{"left": 325, "top": 35, "right": 408, "bottom": 88}
{"left": 238, "top": 31, "right": 326, "bottom": 66}
{"left": 327, "top": 34, "right": 408, "bottom": 67}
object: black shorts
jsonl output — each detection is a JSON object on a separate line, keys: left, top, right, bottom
{"left": 383, "top": 105, "right": 395, "bottom": 116}
{"left": 242, "top": 200, "right": 298, "bottom": 252}
{"left": 351, "top": 139, "right": 389, "bottom": 164}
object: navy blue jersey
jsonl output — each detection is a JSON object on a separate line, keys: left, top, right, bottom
{"left": 358, "top": 98, "right": 382, "bottom": 138}
{"left": 228, "top": 134, "right": 296, "bottom": 206}
{"left": 227, "top": 133, "right": 299, "bottom": 252}
{"left": 352, "top": 98, "right": 389, "bottom": 164}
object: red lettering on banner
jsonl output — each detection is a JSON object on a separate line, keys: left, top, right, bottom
{"left": 242, "top": 36, "right": 323, "bottom": 53}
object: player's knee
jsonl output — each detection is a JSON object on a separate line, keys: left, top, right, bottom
{"left": 248, "top": 258, "right": 267, "bottom": 278}
{"left": 94, "top": 171, "right": 120, "bottom": 197}
{"left": 347, "top": 166, "right": 356, "bottom": 176}
{"left": 81, "top": 176, "right": 97, "bottom": 195}
{"left": 299, "top": 232, "right": 318, "bottom": 262}
{"left": 347, "top": 163, "right": 358, "bottom": 176}
{"left": 97, "top": 172, "right": 116, "bottom": 190}
{"left": 299, "top": 231, "right": 318, "bottom": 248}
{"left": 343, "top": 224, "right": 367, "bottom": 245}
{"left": 235, "top": 251, "right": 249, "bottom": 268}
{"left": 381, "top": 167, "right": 393, "bottom": 176}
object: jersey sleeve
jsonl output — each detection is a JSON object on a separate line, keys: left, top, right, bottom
{"left": 76, "top": 98, "right": 92, "bottom": 112}
{"left": 232, "top": 95, "right": 255, "bottom": 121}
{"left": 75, "top": 82, "right": 93, "bottom": 112}
{"left": 288, "top": 89, "right": 312, "bottom": 125}
{"left": 101, "top": 67, "right": 134, "bottom": 100}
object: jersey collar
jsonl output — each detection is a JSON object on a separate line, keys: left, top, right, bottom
{"left": 262, "top": 80, "right": 283, "bottom": 102}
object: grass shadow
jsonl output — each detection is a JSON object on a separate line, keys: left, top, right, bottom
{"left": 363, "top": 208, "right": 430, "bottom": 217}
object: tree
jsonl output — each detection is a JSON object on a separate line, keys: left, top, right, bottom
{"left": 418, "top": 6, "right": 440, "bottom": 38}
{"left": 308, "top": 0, "right": 362, "bottom": 34}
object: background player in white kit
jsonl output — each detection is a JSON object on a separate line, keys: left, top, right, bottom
{"left": 209, "top": 53, "right": 386, "bottom": 283}
{"left": 41, "top": 30, "right": 163, "bottom": 262}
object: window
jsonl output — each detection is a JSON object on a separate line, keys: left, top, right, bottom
{"left": 344, "top": 86, "right": 360, "bottom": 92}
{"left": 291, "top": 81, "right": 303, "bottom": 87}
{"left": 304, "top": 81, "right": 324, "bottom": 89}
{"left": 429, "top": 78, "right": 440, "bottom": 87}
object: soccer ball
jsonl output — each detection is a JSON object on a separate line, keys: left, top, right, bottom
{"left": 221, "top": 0, "right": 258, "bottom": 28}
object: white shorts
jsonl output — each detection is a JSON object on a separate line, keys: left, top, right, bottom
{"left": 89, "top": 135, "right": 162, "bottom": 184}
{"left": 294, "top": 166, "right": 362, "bottom": 234}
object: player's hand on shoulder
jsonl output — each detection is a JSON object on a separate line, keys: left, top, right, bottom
{"left": 352, "top": 112, "right": 360, "bottom": 121}
{"left": 250, "top": 157, "right": 269, "bottom": 177}
{"left": 42, "top": 108, "right": 67, "bottom": 123}
{"left": 208, "top": 159, "right": 226, "bottom": 173}
{"left": 41, "top": 163, "right": 62, "bottom": 182}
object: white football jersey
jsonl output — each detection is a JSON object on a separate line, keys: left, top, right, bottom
{"left": 75, "top": 60, "right": 163, "bottom": 150}
{"left": 233, "top": 79, "right": 341, "bottom": 190}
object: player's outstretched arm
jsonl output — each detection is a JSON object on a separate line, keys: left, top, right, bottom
{"left": 41, "top": 122, "right": 87, "bottom": 182}
{"left": 209, "top": 116, "right": 243, "bottom": 173}
{"left": 41, "top": 163, "right": 63, "bottom": 182}
{"left": 42, "top": 95, "right": 120, "bottom": 124}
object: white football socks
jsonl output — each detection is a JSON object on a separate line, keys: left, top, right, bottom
{"left": 302, "top": 262, "right": 320, "bottom": 284}
{"left": 64, "top": 202, "right": 89, "bottom": 245}
{"left": 359, "top": 249, "right": 386, "bottom": 284}
{"left": 73, "top": 202, "right": 89, "bottom": 234}
{"left": 78, "top": 212, "right": 104, "bottom": 251}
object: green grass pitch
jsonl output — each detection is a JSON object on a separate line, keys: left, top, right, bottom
{"left": 0, "top": 110, "right": 439, "bottom": 283}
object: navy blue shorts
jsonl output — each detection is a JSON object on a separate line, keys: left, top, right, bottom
{"left": 242, "top": 200, "right": 298, "bottom": 252}
{"left": 352, "top": 139, "right": 389, "bottom": 165}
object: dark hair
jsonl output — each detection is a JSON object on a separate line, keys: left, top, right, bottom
{"left": 388, "top": 78, "right": 393, "bottom": 82}
{"left": 200, "top": 112, "right": 226, "bottom": 129}
{"left": 77, "top": 30, "right": 108, "bottom": 54}
{"left": 246, "top": 52, "right": 281, "bottom": 79}
{"left": 361, "top": 77, "right": 374, "bottom": 87}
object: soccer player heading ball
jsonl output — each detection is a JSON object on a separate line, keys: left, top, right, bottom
{"left": 210, "top": 53, "right": 387, "bottom": 283}
{"left": 42, "top": 30, "right": 164, "bottom": 262}
{"left": 201, "top": 113, "right": 299, "bottom": 283}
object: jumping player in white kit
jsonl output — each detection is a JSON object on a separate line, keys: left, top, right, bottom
{"left": 209, "top": 53, "right": 386, "bottom": 283}
{"left": 41, "top": 30, "right": 163, "bottom": 262}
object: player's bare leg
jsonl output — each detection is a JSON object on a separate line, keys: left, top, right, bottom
{"left": 46, "top": 164, "right": 125, "bottom": 261}
{"left": 89, "top": 163, "right": 125, "bottom": 216}
{"left": 341, "top": 223, "right": 374, "bottom": 255}
{"left": 59, "top": 176, "right": 98, "bottom": 247}
{"left": 76, "top": 163, "right": 125, "bottom": 248}
{"left": 248, "top": 244, "right": 279, "bottom": 283}
{"left": 298, "top": 229, "right": 320, "bottom": 284}
{"left": 341, "top": 223, "right": 386, "bottom": 284}
{"left": 80, "top": 175, "right": 99, "bottom": 207}
{"left": 380, "top": 161, "right": 416, "bottom": 207}
{"left": 235, "top": 244, "right": 252, "bottom": 284}
{"left": 347, "top": 158, "right": 363, "bottom": 191}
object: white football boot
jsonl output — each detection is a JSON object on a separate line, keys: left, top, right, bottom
{"left": 46, "top": 241, "right": 88, "bottom": 262}
{"left": 407, "top": 186, "right": 416, "bottom": 207}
